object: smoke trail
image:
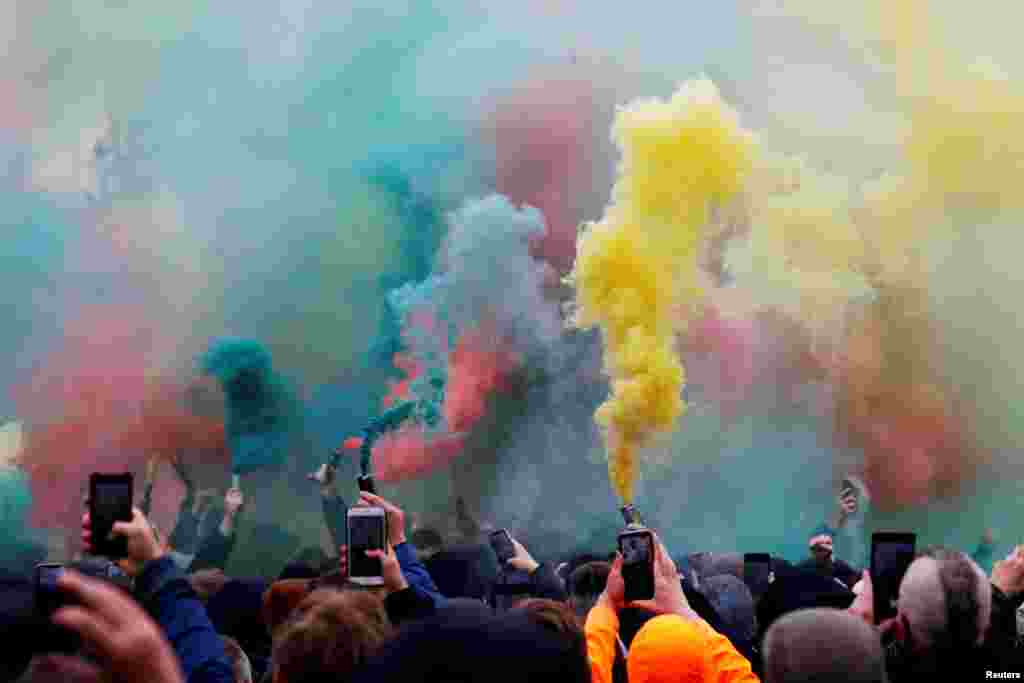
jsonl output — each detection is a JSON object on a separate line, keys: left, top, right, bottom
{"left": 567, "top": 79, "right": 755, "bottom": 503}
{"left": 199, "top": 338, "right": 298, "bottom": 479}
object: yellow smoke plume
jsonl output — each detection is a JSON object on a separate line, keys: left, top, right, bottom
{"left": 567, "top": 79, "right": 754, "bottom": 502}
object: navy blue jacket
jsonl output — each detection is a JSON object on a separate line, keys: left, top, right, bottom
{"left": 135, "top": 556, "right": 235, "bottom": 683}
{"left": 395, "top": 541, "right": 443, "bottom": 608}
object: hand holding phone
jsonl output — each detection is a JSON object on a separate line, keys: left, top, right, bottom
{"left": 89, "top": 473, "right": 133, "bottom": 559}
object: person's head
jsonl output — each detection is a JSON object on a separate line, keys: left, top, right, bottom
{"left": 699, "top": 574, "right": 757, "bottom": 644}
{"left": 272, "top": 588, "right": 392, "bottom": 683}
{"left": 262, "top": 579, "right": 313, "bottom": 638}
{"left": 627, "top": 614, "right": 743, "bottom": 682}
{"left": 516, "top": 598, "right": 584, "bottom": 635}
{"left": 763, "top": 608, "right": 887, "bottom": 683}
{"left": 221, "top": 635, "right": 254, "bottom": 683}
{"left": 567, "top": 560, "right": 611, "bottom": 618}
{"left": 409, "top": 528, "right": 444, "bottom": 561}
{"left": 896, "top": 547, "right": 991, "bottom": 658}
{"left": 279, "top": 546, "right": 331, "bottom": 580}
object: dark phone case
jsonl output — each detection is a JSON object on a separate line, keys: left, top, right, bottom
{"left": 619, "top": 531, "right": 655, "bottom": 601}
{"left": 870, "top": 533, "right": 916, "bottom": 623}
{"left": 490, "top": 531, "right": 516, "bottom": 563}
{"left": 89, "top": 474, "right": 133, "bottom": 559}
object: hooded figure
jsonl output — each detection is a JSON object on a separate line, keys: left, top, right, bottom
{"left": 627, "top": 614, "right": 759, "bottom": 683}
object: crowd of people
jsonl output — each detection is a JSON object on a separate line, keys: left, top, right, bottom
{"left": 2, "top": 459, "right": 1023, "bottom": 683}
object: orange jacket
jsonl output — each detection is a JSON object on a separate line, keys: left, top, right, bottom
{"left": 585, "top": 604, "right": 760, "bottom": 683}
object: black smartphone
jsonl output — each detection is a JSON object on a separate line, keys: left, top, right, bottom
{"left": 357, "top": 475, "right": 376, "bottom": 495}
{"left": 489, "top": 529, "right": 517, "bottom": 564}
{"left": 743, "top": 553, "right": 772, "bottom": 597}
{"left": 89, "top": 473, "right": 133, "bottom": 559}
{"left": 347, "top": 506, "right": 387, "bottom": 586}
{"left": 870, "top": 532, "right": 916, "bottom": 623}
{"left": 618, "top": 528, "right": 655, "bottom": 602}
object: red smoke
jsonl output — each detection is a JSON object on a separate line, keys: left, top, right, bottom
{"left": 14, "top": 305, "right": 226, "bottom": 542}
{"left": 484, "top": 71, "right": 598, "bottom": 273}
{"left": 444, "top": 324, "right": 520, "bottom": 433}
{"left": 686, "top": 306, "right": 756, "bottom": 420}
{"left": 373, "top": 427, "right": 466, "bottom": 483}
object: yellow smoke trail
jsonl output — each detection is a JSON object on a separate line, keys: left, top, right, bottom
{"left": 567, "top": 79, "right": 754, "bottom": 503}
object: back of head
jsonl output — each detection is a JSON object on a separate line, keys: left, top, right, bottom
{"left": 515, "top": 598, "right": 584, "bottom": 635}
{"left": 899, "top": 548, "right": 991, "bottom": 660}
{"left": 279, "top": 546, "right": 331, "bottom": 580}
{"left": 272, "top": 589, "right": 392, "bottom": 683}
{"left": 700, "top": 574, "right": 756, "bottom": 643}
{"left": 424, "top": 544, "right": 497, "bottom": 600}
{"left": 262, "top": 579, "right": 312, "bottom": 637}
{"left": 627, "top": 615, "right": 720, "bottom": 683}
{"left": 221, "top": 635, "right": 254, "bottom": 683}
{"left": 568, "top": 561, "right": 611, "bottom": 618}
{"left": 763, "top": 608, "right": 887, "bottom": 683}
{"left": 350, "top": 600, "right": 589, "bottom": 683}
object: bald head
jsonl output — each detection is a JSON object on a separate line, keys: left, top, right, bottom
{"left": 898, "top": 548, "right": 991, "bottom": 653}
{"left": 764, "top": 608, "right": 886, "bottom": 683}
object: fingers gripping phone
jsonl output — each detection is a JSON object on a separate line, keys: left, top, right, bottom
{"left": 89, "top": 473, "right": 133, "bottom": 559}
{"left": 347, "top": 506, "right": 387, "bottom": 586}
{"left": 743, "top": 553, "right": 773, "bottom": 598}
{"left": 871, "top": 532, "right": 916, "bottom": 624}
{"left": 490, "top": 529, "right": 517, "bottom": 564}
{"left": 618, "top": 528, "right": 655, "bottom": 602}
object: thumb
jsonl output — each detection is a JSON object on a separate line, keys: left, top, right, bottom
{"left": 611, "top": 552, "right": 623, "bottom": 572}
{"left": 364, "top": 549, "right": 385, "bottom": 559}
{"left": 110, "top": 520, "right": 132, "bottom": 538}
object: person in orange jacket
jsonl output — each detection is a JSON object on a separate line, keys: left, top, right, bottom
{"left": 584, "top": 529, "right": 760, "bottom": 683}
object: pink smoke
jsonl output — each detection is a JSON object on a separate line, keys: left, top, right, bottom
{"left": 686, "top": 306, "right": 756, "bottom": 420}
{"left": 444, "top": 324, "right": 520, "bottom": 433}
{"left": 483, "top": 71, "right": 598, "bottom": 273}
{"left": 14, "top": 304, "right": 226, "bottom": 543}
{"left": 373, "top": 427, "right": 466, "bottom": 483}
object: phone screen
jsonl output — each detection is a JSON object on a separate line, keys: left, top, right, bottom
{"left": 490, "top": 530, "right": 516, "bottom": 564}
{"left": 90, "top": 475, "right": 133, "bottom": 558}
{"left": 348, "top": 513, "right": 385, "bottom": 579}
{"left": 871, "top": 534, "right": 916, "bottom": 623}
{"left": 619, "top": 530, "right": 655, "bottom": 601}
{"left": 744, "top": 553, "right": 772, "bottom": 597}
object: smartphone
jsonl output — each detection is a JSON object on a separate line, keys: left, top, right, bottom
{"left": 489, "top": 529, "right": 517, "bottom": 564}
{"left": 347, "top": 506, "right": 387, "bottom": 586}
{"left": 357, "top": 475, "right": 376, "bottom": 495}
{"left": 89, "top": 473, "right": 133, "bottom": 559}
{"left": 743, "top": 553, "right": 773, "bottom": 597}
{"left": 870, "top": 532, "right": 916, "bottom": 623}
{"left": 618, "top": 528, "right": 655, "bottom": 602}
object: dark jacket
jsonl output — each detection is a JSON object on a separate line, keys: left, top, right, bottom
{"left": 426, "top": 544, "right": 499, "bottom": 601}
{"left": 394, "top": 541, "right": 443, "bottom": 607}
{"left": 134, "top": 556, "right": 235, "bottom": 683}
{"left": 203, "top": 577, "right": 272, "bottom": 680}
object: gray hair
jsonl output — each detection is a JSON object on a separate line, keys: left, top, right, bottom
{"left": 899, "top": 548, "right": 991, "bottom": 652}
{"left": 764, "top": 608, "right": 888, "bottom": 683}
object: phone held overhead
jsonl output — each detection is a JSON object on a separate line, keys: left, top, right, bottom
{"left": 618, "top": 504, "right": 655, "bottom": 602}
{"left": 89, "top": 473, "right": 133, "bottom": 559}
{"left": 347, "top": 505, "right": 387, "bottom": 586}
